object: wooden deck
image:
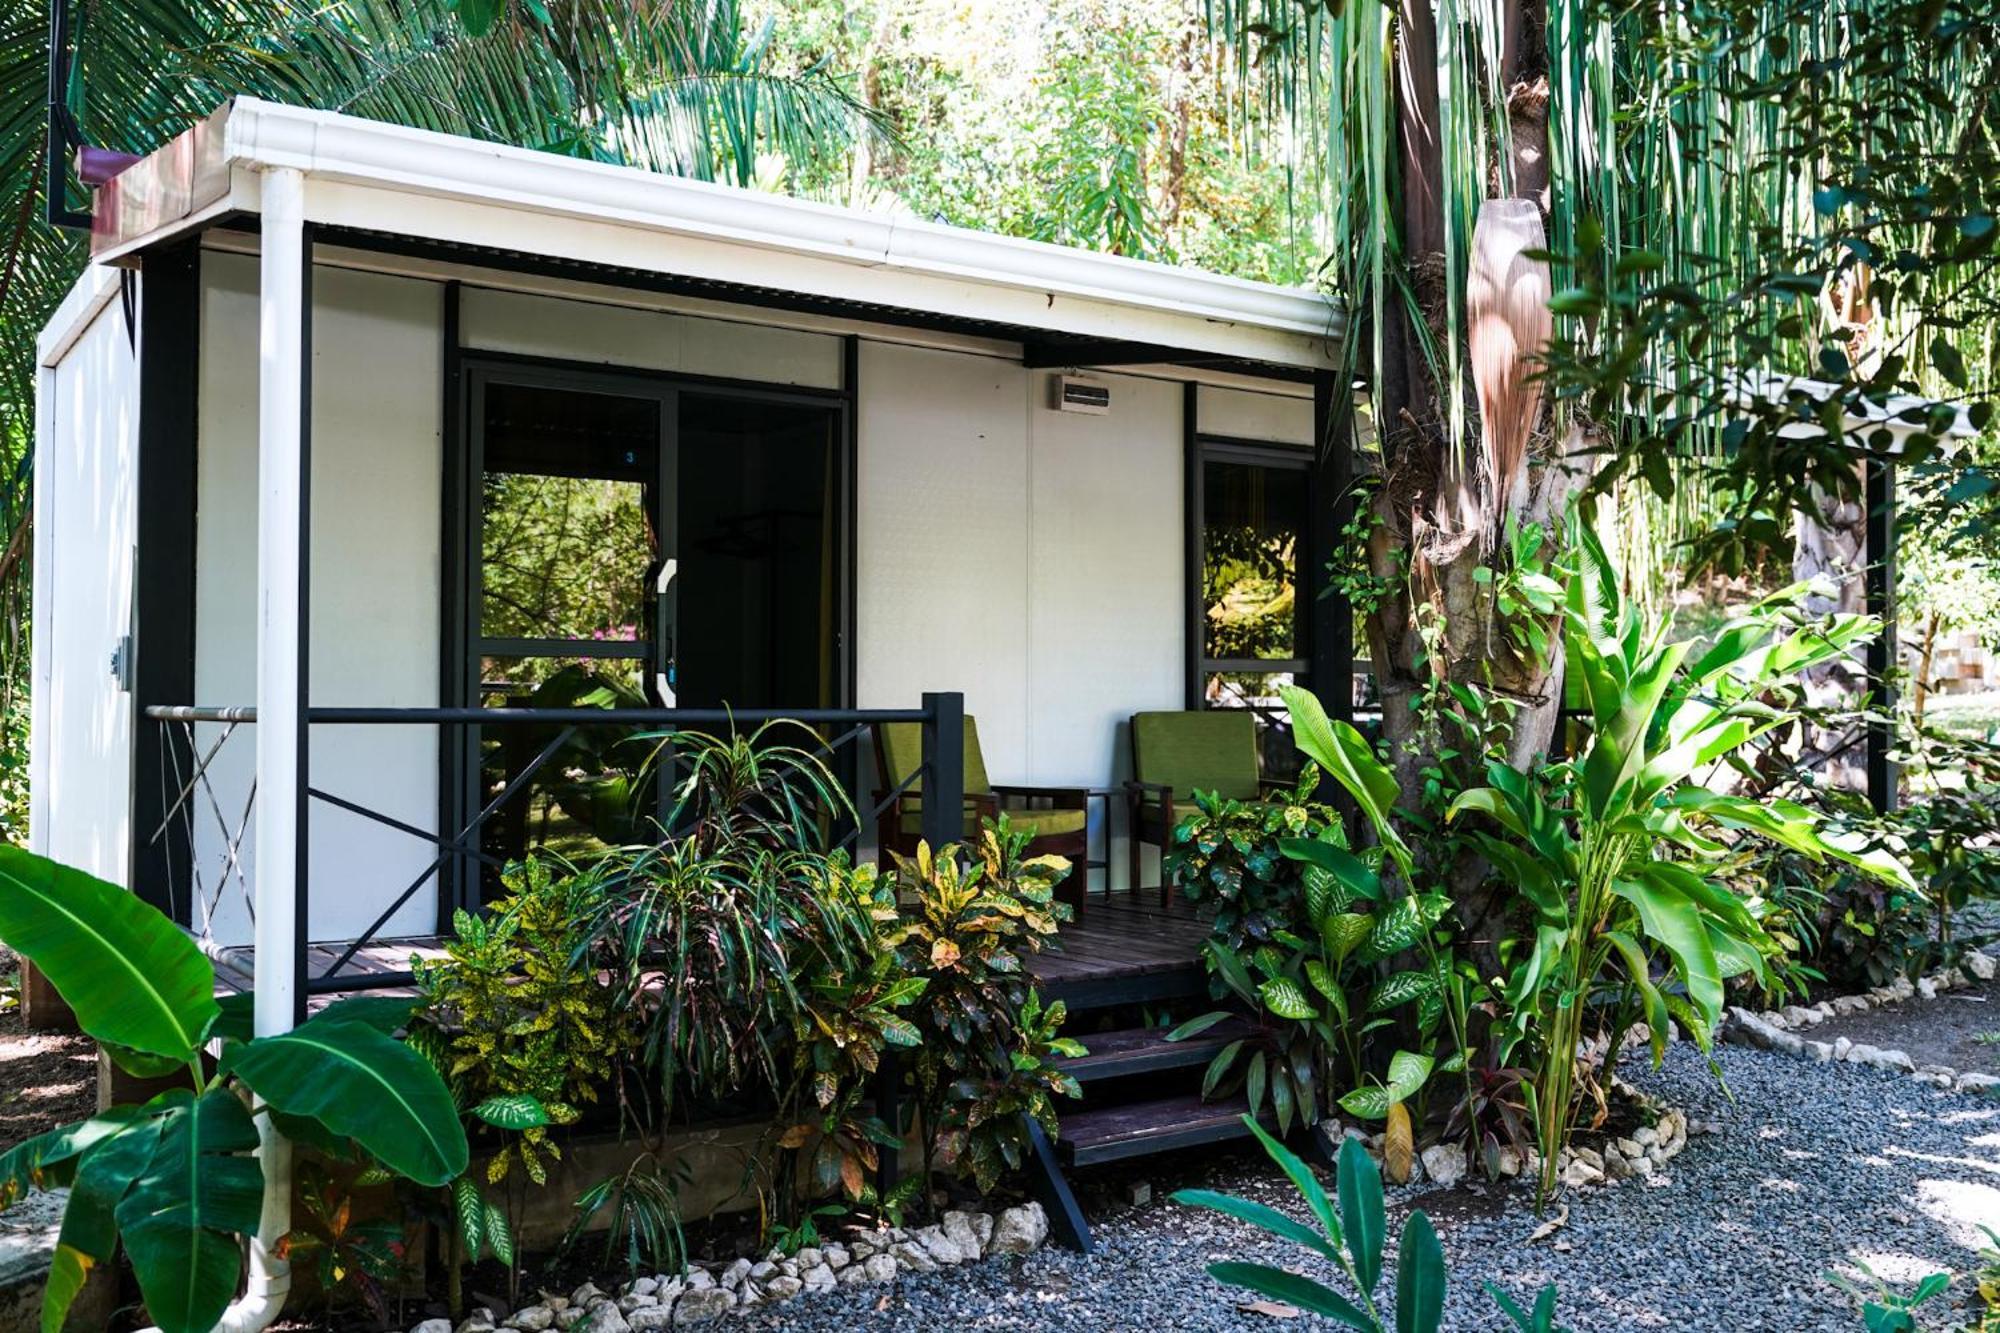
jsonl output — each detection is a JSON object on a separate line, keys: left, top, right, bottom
{"left": 1027, "top": 894, "right": 1211, "bottom": 1009}
{"left": 204, "top": 894, "right": 1210, "bottom": 1013}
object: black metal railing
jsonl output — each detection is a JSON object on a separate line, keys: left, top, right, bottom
{"left": 142, "top": 693, "right": 966, "bottom": 1000}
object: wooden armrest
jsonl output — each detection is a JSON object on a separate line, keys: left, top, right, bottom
{"left": 1125, "top": 780, "right": 1174, "bottom": 803}
{"left": 990, "top": 783, "right": 1087, "bottom": 808}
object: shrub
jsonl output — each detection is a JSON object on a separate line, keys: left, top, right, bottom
{"left": 1167, "top": 766, "right": 1347, "bottom": 950}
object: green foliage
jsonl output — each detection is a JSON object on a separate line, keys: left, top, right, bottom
{"left": 415, "top": 857, "right": 630, "bottom": 1186}
{"left": 0, "top": 846, "right": 465, "bottom": 1333}
{"left": 1167, "top": 765, "right": 1348, "bottom": 950}
{"left": 1448, "top": 526, "right": 1912, "bottom": 1206}
{"left": 775, "top": 858, "right": 925, "bottom": 1202}
{"left": 279, "top": 1161, "right": 408, "bottom": 1324}
{"left": 563, "top": 1153, "right": 691, "bottom": 1277}
{"left": 885, "top": 821, "right": 1082, "bottom": 1193}
{"left": 1828, "top": 1262, "right": 1953, "bottom": 1333}
{"left": 583, "top": 722, "right": 872, "bottom": 1113}
{"left": 1173, "top": 1123, "right": 1448, "bottom": 1333}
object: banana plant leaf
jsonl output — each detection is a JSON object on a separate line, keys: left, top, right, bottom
{"left": 115, "top": 1089, "right": 265, "bottom": 1333}
{"left": 0, "top": 845, "right": 216, "bottom": 1062}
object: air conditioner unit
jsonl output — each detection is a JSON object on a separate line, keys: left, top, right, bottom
{"left": 1052, "top": 375, "right": 1110, "bottom": 415}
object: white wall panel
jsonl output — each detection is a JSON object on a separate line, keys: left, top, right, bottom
{"left": 1196, "top": 383, "right": 1312, "bottom": 445}
{"left": 1027, "top": 372, "right": 1183, "bottom": 786}
{"left": 197, "top": 253, "right": 442, "bottom": 946}
{"left": 856, "top": 343, "right": 1031, "bottom": 779}
{"left": 39, "top": 298, "right": 138, "bottom": 882}
{"left": 461, "top": 287, "right": 841, "bottom": 388}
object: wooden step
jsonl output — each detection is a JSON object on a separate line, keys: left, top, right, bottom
{"left": 1057, "top": 1017, "right": 1259, "bottom": 1083}
{"left": 1057, "top": 1093, "right": 1272, "bottom": 1168}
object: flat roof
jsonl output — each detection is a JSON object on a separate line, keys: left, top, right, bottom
{"left": 84, "top": 98, "right": 1342, "bottom": 379}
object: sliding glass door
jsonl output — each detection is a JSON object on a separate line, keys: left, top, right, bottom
{"left": 455, "top": 362, "right": 845, "bottom": 895}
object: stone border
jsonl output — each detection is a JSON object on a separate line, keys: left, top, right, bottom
{"left": 408, "top": 1203, "right": 1051, "bottom": 1333}
{"left": 1721, "top": 951, "right": 2000, "bottom": 1096}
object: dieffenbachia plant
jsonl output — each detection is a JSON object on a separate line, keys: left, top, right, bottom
{"left": 0, "top": 846, "right": 468, "bottom": 1333}
{"left": 1448, "top": 524, "right": 1914, "bottom": 1205}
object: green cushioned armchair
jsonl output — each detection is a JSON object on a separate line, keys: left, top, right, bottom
{"left": 1125, "top": 710, "right": 1276, "bottom": 898}
{"left": 873, "top": 715, "right": 1089, "bottom": 908}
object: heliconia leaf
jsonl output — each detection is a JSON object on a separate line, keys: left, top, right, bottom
{"left": 1336, "top": 1135, "right": 1386, "bottom": 1294}
{"left": 1282, "top": 686, "right": 1409, "bottom": 870}
{"left": 1395, "top": 1212, "right": 1447, "bottom": 1333}
{"left": 1205, "top": 1262, "right": 1374, "bottom": 1328}
{"left": 0, "top": 846, "right": 216, "bottom": 1062}
{"left": 1169, "top": 1189, "right": 1339, "bottom": 1261}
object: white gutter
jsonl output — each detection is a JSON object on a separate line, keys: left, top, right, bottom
{"left": 95, "top": 98, "right": 1341, "bottom": 368}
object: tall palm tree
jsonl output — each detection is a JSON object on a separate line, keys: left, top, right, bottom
{"left": 0, "top": 0, "right": 862, "bottom": 737}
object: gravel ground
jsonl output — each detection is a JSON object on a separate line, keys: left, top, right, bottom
{"left": 734, "top": 1043, "right": 2000, "bottom": 1332}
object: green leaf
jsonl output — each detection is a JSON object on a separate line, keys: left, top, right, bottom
{"left": 1337, "top": 1135, "right": 1385, "bottom": 1295}
{"left": 1281, "top": 686, "right": 1409, "bottom": 867}
{"left": 1247, "top": 1051, "right": 1269, "bottom": 1115}
{"left": 472, "top": 1094, "right": 551, "bottom": 1131}
{"left": 0, "top": 1108, "right": 146, "bottom": 1207}
{"left": 1280, "top": 839, "right": 1380, "bottom": 902}
{"left": 312, "top": 995, "right": 419, "bottom": 1034}
{"left": 1385, "top": 1050, "right": 1433, "bottom": 1101}
{"left": 116, "top": 1089, "right": 264, "bottom": 1333}
{"left": 1610, "top": 876, "right": 1723, "bottom": 1028}
{"left": 1166, "top": 1011, "right": 1232, "bottom": 1042}
{"left": 1323, "top": 912, "right": 1374, "bottom": 963}
{"left": 1241, "top": 1116, "right": 1342, "bottom": 1244}
{"left": 1395, "top": 1211, "right": 1446, "bottom": 1333}
{"left": 222, "top": 1013, "right": 469, "bottom": 1186}
{"left": 452, "top": 1176, "right": 486, "bottom": 1257}
{"left": 1260, "top": 977, "right": 1319, "bottom": 1021}
{"left": 448, "top": 0, "right": 508, "bottom": 38}
{"left": 40, "top": 1244, "right": 95, "bottom": 1333}
{"left": 1367, "top": 969, "right": 1436, "bottom": 1013}
{"left": 1338, "top": 1084, "right": 1392, "bottom": 1119}
{"left": 0, "top": 845, "right": 216, "bottom": 1062}
{"left": 1170, "top": 1189, "right": 1339, "bottom": 1261}
{"left": 485, "top": 1200, "right": 515, "bottom": 1267}
{"left": 1206, "top": 1262, "right": 1374, "bottom": 1328}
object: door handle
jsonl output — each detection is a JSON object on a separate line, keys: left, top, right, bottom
{"left": 653, "top": 557, "right": 678, "bottom": 706}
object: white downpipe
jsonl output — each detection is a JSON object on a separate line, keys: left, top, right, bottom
{"left": 200, "top": 163, "right": 309, "bottom": 1333}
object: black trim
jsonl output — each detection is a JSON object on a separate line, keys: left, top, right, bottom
{"left": 1182, "top": 382, "right": 1201, "bottom": 708}
{"left": 460, "top": 345, "right": 852, "bottom": 405}
{"left": 129, "top": 240, "right": 202, "bottom": 922}
{"left": 1022, "top": 339, "right": 1230, "bottom": 370}
{"left": 1312, "top": 371, "right": 1354, "bottom": 724}
{"left": 44, "top": 0, "right": 90, "bottom": 230}
{"left": 295, "top": 221, "right": 315, "bottom": 1026}
{"left": 1865, "top": 456, "right": 1897, "bottom": 813}
{"left": 438, "top": 281, "right": 472, "bottom": 924}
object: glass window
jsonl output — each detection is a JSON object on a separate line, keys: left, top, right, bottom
{"left": 1201, "top": 456, "right": 1305, "bottom": 664}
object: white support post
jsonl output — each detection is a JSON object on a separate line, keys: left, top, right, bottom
{"left": 255, "top": 165, "right": 306, "bottom": 1042}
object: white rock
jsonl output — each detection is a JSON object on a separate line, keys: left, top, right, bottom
{"left": 801, "top": 1264, "right": 836, "bottom": 1293}
{"left": 942, "top": 1210, "right": 983, "bottom": 1257}
{"left": 671, "top": 1288, "right": 734, "bottom": 1325}
{"left": 457, "top": 1312, "right": 498, "bottom": 1333}
{"left": 618, "top": 1294, "right": 656, "bottom": 1313}
{"left": 1632, "top": 1124, "right": 1658, "bottom": 1149}
{"left": 891, "top": 1239, "right": 937, "bottom": 1273}
{"left": 1762, "top": 1010, "right": 1790, "bottom": 1030}
{"left": 1494, "top": 1146, "right": 1524, "bottom": 1177}
{"left": 763, "top": 1276, "right": 803, "bottom": 1302}
{"left": 413, "top": 1322, "right": 452, "bottom": 1333}
{"left": 1846, "top": 1042, "right": 1884, "bottom": 1065}
{"left": 1420, "top": 1143, "right": 1467, "bottom": 1188}
{"left": 719, "top": 1258, "right": 753, "bottom": 1290}
{"left": 569, "top": 1305, "right": 631, "bottom": 1333}
{"left": 1805, "top": 1040, "right": 1834, "bottom": 1062}
{"left": 987, "top": 1202, "right": 1050, "bottom": 1255}
{"left": 1874, "top": 1048, "right": 1918, "bottom": 1073}
{"left": 508, "top": 1309, "right": 555, "bottom": 1333}
{"left": 794, "top": 1247, "right": 822, "bottom": 1270}
{"left": 1781, "top": 1005, "right": 1817, "bottom": 1028}
{"left": 572, "top": 1283, "right": 607, "bottom": 1308}
{"left": 1918, "top": 977, "right": 1939, "bottom": 1000}
{"left": 628, "top": 1278, "right": 659, "bottom": 1298}
{"left": 837, "top": 1264, "right": 869, "bottom": 1287}
{"left": 1834, "top": 1036, "right": 1853, "bottom": 1061}
{"left": 1970, "top": 951, "right": 1997, "bottom": 981}
{"left": 626, "top": 1312, "right": 672, "bottom": 1333}
{"left": 971, "top": 1212, "right": 996, "bottom": 1250}
{"left": 1958, "top": 1071, "right": 2000, "bottom": 1093}
{"left": 683, "top": 1269, "right": 714, "bottom": 1293}
{"left": 1560, "top": 1157, "right": 1604, "bottom": 1188}
{"left": 749, "top": 1260, "right": 777, "bottom": 1281}
{"left": 917, "top": 1223, "right": 973, "bottom": 1266}
{"left": 822, "top": 1243, "right": 851, "bottom": 1271}
{"left": 864, "top": 1253, "right": 899, "bottom": 1283}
